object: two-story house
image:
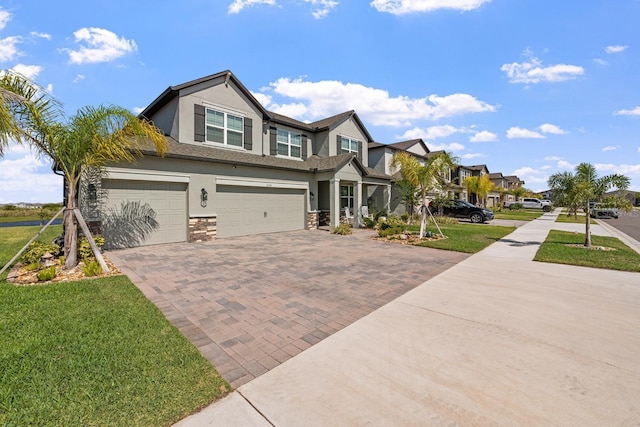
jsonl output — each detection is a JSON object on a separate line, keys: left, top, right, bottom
{"left": 80, "top": 70, "right": 391, "bottom": 248}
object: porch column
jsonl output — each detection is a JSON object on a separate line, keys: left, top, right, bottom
{"left": 355, "top": 181, "right": 362, "bottom": 228}
{"left": 329, "top": 178, "right": 340, "bottom": 227}
{"left": 386, "top": 184, "right": 392, "bottom": 214}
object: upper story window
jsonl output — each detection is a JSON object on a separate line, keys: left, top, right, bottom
{"left": 277, "top": 129, "right": 302, "bottom": 158}
{"left": 341, "top": 136, "right": 359, "bottom": 154}
{"left": 206, "top": 108, "right": 243, "bottom": 147}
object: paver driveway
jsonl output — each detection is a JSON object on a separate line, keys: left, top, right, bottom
{"left": 107, "top": 229, "right": 468, "bottom": 388}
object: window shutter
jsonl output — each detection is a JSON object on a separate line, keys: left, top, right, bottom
{"left": 301, "top": 135, "right": 308, "bottom": 159}
{"left": 336, "top": 135, "right": 342, "bottom": 154}
{"left": 244, "top": 117, "right": 253, "bottom": 150}
{"left": 270, "top": 127, "right": 277, "bottom": 155}
{"left": 357, "top": 141, "right": 363, "bottom": 160}
{"left": 194, "top": 104, "right": 205, "bottom": 142}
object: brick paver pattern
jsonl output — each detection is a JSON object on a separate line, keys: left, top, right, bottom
{"left": 107, "top": 229, "right": 468, "bottom": 388}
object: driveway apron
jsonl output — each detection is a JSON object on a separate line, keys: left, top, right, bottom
{"left": 107, "top": 229, "right": 468, "bottom": 388}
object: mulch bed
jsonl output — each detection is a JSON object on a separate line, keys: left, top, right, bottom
{"left": 6, "top": 257, "right": 121, "bottom": 286}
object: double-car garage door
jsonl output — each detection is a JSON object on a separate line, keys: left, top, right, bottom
{"left": 101, "top": 180, "right": 305, "bottom": 246}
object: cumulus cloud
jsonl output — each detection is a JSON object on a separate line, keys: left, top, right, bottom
{"left": 593, "top": 58, "right": 607, "bottom": 66}
{"left": 228, "top": 0, "right": 276, "bottom": 14}
{"left": 602, "top": 146, "right": 618, "bottom": 152}
{"left": 538, "top": 123, "right": 566, "bottom": 134}
{"left": 65, "top": 28, "right": 137, "bottom": 64}
{"left": 0, "top": 36, "right": 21, "bottom": 62}
{"left": 512, "top": 166, "right": 548, "bottom": 185}
{"left": 0, "top": 7, "right": 11, "bottom": 30}
{"left": 426, "top": 142, "right": 465, "bottom": 152}
{"left": 306, "top": 0, "right": 338, "bottom": 18}
{"left": 501, "top": 50, "right": 584, "bottom": 84}
{"left": 614, "top": 106, "right": 640, "bottom": 116}
{"left": 544, "top": 155, "right": 561, "bottom": 161}
{"left": 132, "top": 106, "right": 144, "bottom": 114}
{"left": 470, "top": 130, "right": 497, "bottom": 142}
{"left": 461, "top": 152, "right": 483, "bottom": 159}
{"left": 605, "top": 45, "right": 628, "bottom": 54}
{"left": 30, "top": 32, "right": 51, "bottom": 40}
{"left": 506, "top": 127, "right": 544, "bottom": 139}
{"left": 261, "top": 77, "right": 496, "bottom": 126}
{"left": 11, "top": 64, "right": 42, "bottom": 80}
{"left": 594, "top": 163, "right": 640, "bottom": 177}
{"left": 72, "top": 74, "right": 85, "bottom": 83}
{"left": 370, "top": 0, "right": 491, "bottom": 15}
{"left": 0, "top": 153, "right": 62, "bottom": 203}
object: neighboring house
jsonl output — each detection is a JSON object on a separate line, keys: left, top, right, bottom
{"left": 79, "top": 70, "right": 391, "bottom": 248}
{"left": 606, "top": 189, "right": 640, "bottom": 206}
{"left": 488, "top": 172, "right": 513, "bottom": 207}
{"left": 505, "top": 175, "right": 525, "bottom": 192}
{"left": 368, "top": 139, "right": 433, "bottom": 214}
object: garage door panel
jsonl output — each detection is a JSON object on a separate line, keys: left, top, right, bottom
{"left": 102, "top": 180, "right": 187, "bottom": 248}
{"left": 216, "top": 185, "right": 305, "bottom": 238}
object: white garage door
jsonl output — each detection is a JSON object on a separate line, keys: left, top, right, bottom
{"left": 101, "top": 180, "right": 187, "bottom": 248}
{"left": 216, "top": 185, "right": 305, "bottom": 238}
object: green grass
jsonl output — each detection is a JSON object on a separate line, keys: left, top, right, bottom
{"left": 0, "top": 215, "right": 40, "bottom": 223}
{"left": 411, "top": 223, "right": 516, "bottom": 253}
{"left": 555, "top": 213, "right": 597, "bottom": 224}
{"left": 0, "top": 276, "right": 229, "bottom": 426}
{"left": 492, "top": 209, "right": 545, "bottom": 221}
{"left": 0, "top": 225, "right": 63, "bottom": 280}
{"left": 534, "top": 230, "right": 640, "bottom": 272}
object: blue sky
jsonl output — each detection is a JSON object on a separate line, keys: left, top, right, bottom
{"left": 1, "top": 0, "right": 639, "bottom": 203}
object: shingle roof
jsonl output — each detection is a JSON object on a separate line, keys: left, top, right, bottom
{"left": 267, "top": 111, "right": 315, "bottom": 132}
{"left": 488, "top": 172, "right": 504, "bottom": 179}
{"left": 387, "top": 139, "right": 429, "bottom": 153}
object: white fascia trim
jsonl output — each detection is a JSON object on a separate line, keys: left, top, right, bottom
{"left": 202, "top": 101, "right": 246, "bottom": 118}
{"left": 216, "top": 177, "right": 308, "bottom": 190}
{"left": 104, "top": 167, "right": 190, "bottom": 183}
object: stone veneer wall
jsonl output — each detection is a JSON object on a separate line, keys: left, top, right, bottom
{"left": 307, "top": 211, "right": 318, "bottom": 230}
{"left": 189, "top": 216, "right": 217, "bottom": 242}
{"left": 318, "top": 210, "right": 331, "bottom": 226}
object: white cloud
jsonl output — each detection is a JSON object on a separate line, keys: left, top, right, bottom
{"left": 539, "top": 123, "right": 566, "bottom": 134}
{"left": 132, "top": 107, "right": 144, "bottom": 114}
{"left": 605, "top": 45, "right": 628, "bottom": 54}
{"left": 512, "top": 166, "right": 548, "bottom": 185}
{"left": 0, "top": 153, "right": 62, "bottom": 203}
{"left": 397, "top": 125, "right": 465, "bottom": 141}
{"left": 501, "top": 50, "right": 584, "bottom": 84}
{"left": 427, "top": 142, "right": 465, "bottom": 152}
{"left": 305, "top": 0, "right": 338, "bottom": 18}
{"left": 593, "top": 58, "right": 607, "bottom": 66}
{"left": 0, "top": 36, "right": 21, "bottom": 62}
{"left": 65, "top": 28, "right": 137, "bottom": 64}
{"left": 370, "top": 0, "right": 491, "bottom": 15}
{"left": 72, "top": 74, "right": 85, "bottom": 83}
{"left": 506, "top": 127, "right": 544, "bottom": 139}
{"left": 594, "top": 163, "right": 640, "bottom": 177}
{"left": 0, "top": 7, "right": 11, "bottom": 30}
{"left": 602, "top": 145, "right": 618, "bottom": 152}
{"left": 557, "top": 160, "right": 576, "bottom": 170}
{"left": 544, "top": 155, "right": 561, "bottom": 161}
{"left": 262, "top": 77, "right": 495, "bottom": 126}
{"left": 228, "top": 0, "right": 276, "bottom": 14}
{"left": 614, "top": 106, "right": 640, "bottom": 116}
{"left": 30, "top": 32, "right": 51, "bottom": 40}
{"left": 45, "top": 83, "right": 53, "bottom": 93}
{"left": 10, "top": 64, "right": 42, "bottom": 80}
{"left": 461, "top": 152, "right": 483, "bottom": 159}
{"left": 469, "top": 130, "right": 497, "bottom": 142}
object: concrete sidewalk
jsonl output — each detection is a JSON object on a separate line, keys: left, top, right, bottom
{"left": 175, "top": 209, "right": 640, "bottom": 426}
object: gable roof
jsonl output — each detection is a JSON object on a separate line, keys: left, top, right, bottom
{"left": 465, "top": 164, "right": 490, "bottom": 173}
{"left": 387, "top": 139, "right": 430, "bottom": 153}
{"left": 488, "top": 172, "right": 504, "bottom": 179}
{"left": 140, "top": 70, "right": 270, "bottom": 120}
{"left": 308, "top": 110, "right": 374, "bottom": 143}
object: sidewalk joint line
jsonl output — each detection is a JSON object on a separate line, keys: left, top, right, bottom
{"left": 237, "top": 390, "right": 276, "bottom": 426}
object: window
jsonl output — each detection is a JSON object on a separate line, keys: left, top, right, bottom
{"left": 277, "top": 129, "right": 302, "bottom": 158}
{"left": 340, "top": 185, "right": 354, "bottom": 210}
{"left": 341, "top": 136, "right": 359, "bottom": 154}
{"left": 205, "top": 107, "right": 243, "bottom": 147}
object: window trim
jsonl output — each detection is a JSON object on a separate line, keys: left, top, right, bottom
{"left": 340, "top": 184, "right": 354, "bottom": 211}
{"left": 276, "top": 129, "right": 303, "bottom": 159}
{"left": 340, "top": 136, "right": 359, "bottom": 154}
{"left": 204, "top": 106, "right": 245, "bottom": 148}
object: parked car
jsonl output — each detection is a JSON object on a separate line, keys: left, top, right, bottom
{"left": 438, "top": 200, "right": 494, "bottom": 223}
{"left": 589, "top": 202, "right": 618, "bottom": 219}
{"left": 504, "top": 198, "right": 552, "bottom": 212}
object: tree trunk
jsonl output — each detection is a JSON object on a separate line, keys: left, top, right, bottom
{"left": 64, "top": 179, "right": 78, "bottom": 269}
{"left": 584, "top": 201, "right": 592, "bottom": 248}
{"left": 419, "top": 191, "right": 427, "bottom": 238}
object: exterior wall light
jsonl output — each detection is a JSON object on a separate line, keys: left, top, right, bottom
{"left": 201, "top": 188, "right": 208, "bottom": 207}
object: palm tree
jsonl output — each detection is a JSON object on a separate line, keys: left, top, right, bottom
{"left": 464, "top": 174, "right": 495, "bottom": 207}
{"left": 548, "top": 163, "right": 630, "bottom": 247}
{"left": 391, "top": 151, "right": 457, "bottom": 238}
{"left": 6, "top": 75, "right": 168, "bottom": 268}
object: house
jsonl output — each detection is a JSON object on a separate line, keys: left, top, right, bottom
{"left": 488, "top": 172, "right": 514, "bottom": 206}
{"left": 606, "top": 189, "right": 640, "bottom": 206}
{"left": 80, "top": 70, "right": 391, "bottom": 248}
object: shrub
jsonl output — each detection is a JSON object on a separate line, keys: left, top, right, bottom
{"left": 332, "top": 223, "right": 352, "bottom": 235}
{"left": 508, "top": 203, "right": 523, "bottom": 210}
{"left": 82, "top": 260, "right": 102, "bottom": 277}
{"left": 78, "top": 235, "right": 105, "bottom": 261}
{"left": 36, "top": 266, "right": 57, "bottom": 282}
{"left": 378, "top": 224, "right": 407, "bottom": 237}
{"left": 20, "top": 241, "right": 60, "bottom": 265}
{"left": 363, "top": 217, "right": 376, "bottom": 228}
{"left": 3, "top": 204, "right": 17, "bottom": 211}
{"left": 400, "top": 213, "right": 409, "bottom": 222}
{"left": 24, "top": 262, "right": 41, "bottom": 271}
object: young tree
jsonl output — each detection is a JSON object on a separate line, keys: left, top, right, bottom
{"left": 5, "top": 72, "right": 168, "bottom": 268}
{"left": 391, "top": 151, "right": 457, "bottom": 238}
{"left": 547, "top": 163, "right": 630, "bottom": 247}
{"left": 463, "top": 174, "right": 495, "bottom": 207}
{"left": 394, "top": 177, "right": 419, "bottom": 223}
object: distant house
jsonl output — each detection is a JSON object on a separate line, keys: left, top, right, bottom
{"left": 606, "top": 189, "right": 640, "bottom": 206}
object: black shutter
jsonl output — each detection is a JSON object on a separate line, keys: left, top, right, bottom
{"left": 270, "top": 127, "right": 277, "bottom": 155}
{"left": 357, "top": 141, "right": 363, "bottom": 160}
{"left": 336, "top": 135, "right": 342, "bottom": 154}
{"left": 301, "top": 135, "right": 308, "bottom": 159}
{"left": 244, "top": 117, "right": 253, "bottom": 150}
{"left": 194, "top": 104, "right": 205, "bottom": 142}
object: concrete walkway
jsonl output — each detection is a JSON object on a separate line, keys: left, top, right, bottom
{"left": 176, "top": 209, "right": 640, "bottom": 426}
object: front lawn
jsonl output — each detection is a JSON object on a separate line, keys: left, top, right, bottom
{"left": 555, "top": 213, "right": 597, "bottom": 224}
{"left": 534, "top": 230, "right": 640, "bottom": 272}
{"left": 492, "top": 209, "right": 545, "bottom": 221}
{"left": 0, "top": 225, "right": 63, "bottom": 280}
{"left": 394, "top": 223, "right": 516, "bottom": 253}
{"left": 0, "top": 276, "right": 229, "bottom": 426}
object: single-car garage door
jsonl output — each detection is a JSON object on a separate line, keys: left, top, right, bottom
{"left": 101, "top": 180, "right": 187, "bottom": 248}
{"left": 216, "top": 185, "right": 305, "bottom": 238}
